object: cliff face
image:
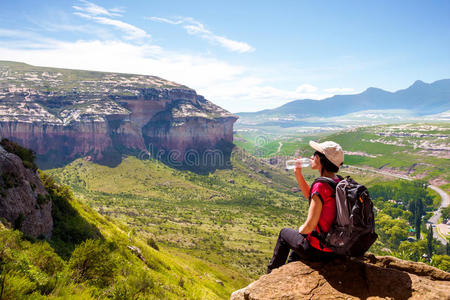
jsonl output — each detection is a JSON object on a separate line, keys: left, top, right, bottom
{"left": 0, "top": 145, "right": 52, "bottom": 238}
{"left": 0, "top": 61, "right": 237, "bottom": 169}
{"left": 231, "top": 255, "right": 450, "bottom": 300}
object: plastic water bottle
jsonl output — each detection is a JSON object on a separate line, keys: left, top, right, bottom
{"left": 285, "top": 158, "right": 311, "bottom": 169}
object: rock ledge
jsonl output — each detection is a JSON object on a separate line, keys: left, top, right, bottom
{"left": 231, "top": 254, "right": 450, "bottom": 300}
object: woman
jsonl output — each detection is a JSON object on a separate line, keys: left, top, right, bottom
{"left": 267, "top": 141, "right": 344, "bottom": 273}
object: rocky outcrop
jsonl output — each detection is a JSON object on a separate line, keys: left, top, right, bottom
{"left": 231, "top": 255, "right": 450, "bottom": 300}
{"left": 0, "top": 145, "right": 52, "bottom": 238}
{"left": 0, "top": 61, "right": 237, "bottom": 169}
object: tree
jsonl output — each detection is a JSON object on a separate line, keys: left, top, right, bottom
{"left": 442, "top": 206, "right": 450, "bottom": 221}
{"left": 68, "top": 239, "right": 117, "bottom": 287}
{"left": 427, "top": 225, "right": 433, "bottom": 257}
{"left": 414, "top": 198, "right": 424, "bottom": 240}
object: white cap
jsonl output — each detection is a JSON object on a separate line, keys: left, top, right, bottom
{"left": 309, "top": 140, "right": 344, "bottom": 168}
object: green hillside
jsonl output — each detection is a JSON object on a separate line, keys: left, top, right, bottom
{"left": 0, "top": 172, "right": 249, "bottom": 299}
{"left": 47, "top": 147, "right": 311, "bottom": 280}
{"left": 5, "top": 122, "right": 445, "bottom": 299}
{"left": 236, "top": 123, "right": 450, "bottom": 192}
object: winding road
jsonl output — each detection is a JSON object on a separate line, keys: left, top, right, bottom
{"left": 345, "top": 165, "right": 449, "bottom": 244}
{"left": 277, "top": 142, "right": 283, "bottom": 153}
{"left": 427, "top": 185, "right": 449, "bottom": 244}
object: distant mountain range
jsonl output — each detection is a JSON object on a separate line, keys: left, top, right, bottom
{"left": 238, "top": 79, "right": 450, "bottom": 119}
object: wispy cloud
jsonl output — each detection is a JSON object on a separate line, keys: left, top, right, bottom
{"left": 149, "top": 16, "right": 254, "bottom": 53}
{"left": 73, "top": 0, "right": 122, "bottom": 17}
{"left": 0, "top": 2, "right": 354, "bottom": 112}
{"left": 73, "top": 0, "right": 149, "bottom": 40}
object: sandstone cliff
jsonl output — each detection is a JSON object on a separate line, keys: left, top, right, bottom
{"left": 231, "top": 254, "right": 450, "bottom": 300}
{"left": 0, "top": 143, "right": 52, "bottom": 238}
{"left": 0, "top": 61, "right": 237, "bottom": 169}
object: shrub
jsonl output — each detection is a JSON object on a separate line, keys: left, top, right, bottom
{"left": 40, "top": 171, "right": 102, "bottom": 259}
{"left": 13, "top": 214, "right": 25, "bottom": 230}
{"left": 431, "top": 255, "right": 450, "bottom": 272}
{"left": 68, "top": 239, "right": 117, "bottom": 287}
{"left": 2, "top": 172, "right": 20, "bottom": 189}
{"left": 0, "top": 138, "right": 38, "bottom": 171}
{"left": 36, "top": 193, "right": 51, "bottom": 206}
{"left": 111, "top": 269, "right": 156, "bottom": 300}
{"left": 146, "top": 237, "right": 159, "bottom": 251}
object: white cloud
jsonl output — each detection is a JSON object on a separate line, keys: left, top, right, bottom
{"left": 73, "top": 1, "right": 149, "bottom": 40}
{"left": 0, "top": 36, "right": 329, "bottom": 112}
{"left": 324, "top": 87, "right": 355, "bottom": 93}
{"left": 295, "top": 84, "right": 318, "bottom": 93}
{"left": 0, "top": 1, "right": 351, "bottom": 113}
{"left": 149, "top": 16, "right": 254, "bottom": 53}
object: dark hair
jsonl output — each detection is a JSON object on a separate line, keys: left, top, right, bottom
{"left": 314, "top": 151, "right": 339, "bottom": 175}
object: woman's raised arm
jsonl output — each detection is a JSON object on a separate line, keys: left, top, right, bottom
{"left": 294, "top": 166, "right": 310, "bottom": 199}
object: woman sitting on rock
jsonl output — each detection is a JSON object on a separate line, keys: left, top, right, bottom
{"left": 267, "top": 141, "right": 344, "bottom": 273}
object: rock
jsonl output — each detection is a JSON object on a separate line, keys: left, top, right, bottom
{"left": 0, "top": 145, "right": 52, "bottom": 238}
{"left": 230, "top": 255, "right": 450, "bottom": 300}
{"left": 228, "top": 179, "right": 235, "bottom": 184}
{"left": 269, "top": 158, "right": 278, "bottom": 165}
{"left": 0, "top": 61, "right": 238, "bottom": 169}
{"left": 127, "top": 245, "right": 147, "bottom": 264}
{"left": 291, "top": 187, "right": 300, "bottom": 193}
{"left": 216, "top": 280, "right": 224, "bottom": 286}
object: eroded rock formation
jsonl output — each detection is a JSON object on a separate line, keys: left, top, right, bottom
{"left": 231, "top": 254, "right": 450, "bottom": 300}
{"left": 0, "top": 145, "right": 52, "bottom": 238}
{"left": 0, "top": 61, "right": 237, "bottom": 169}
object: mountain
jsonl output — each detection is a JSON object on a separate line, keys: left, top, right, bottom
{"left": 0, "top": 61, "right": 237, "bottom": 169}
{"left": 238, "top": 79, "right": 450, "bottom": 119}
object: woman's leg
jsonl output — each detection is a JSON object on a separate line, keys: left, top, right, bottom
{"left": 267, "top": 228, "right": 308, "bottom": 273}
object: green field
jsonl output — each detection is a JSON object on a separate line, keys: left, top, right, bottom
{"left": 0, "top": 173, "right": 250, "bottom": 300}
{"left": 13, "top": 122, "right": 441, "bottom": 299}
{"left": 47, "top": 147, "right": 311, "bottom": 280}
{"left": 235, "top": 123, "right": 450, "bottom": 192}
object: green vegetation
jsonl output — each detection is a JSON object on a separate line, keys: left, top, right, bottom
{"left": 46, "top": 139, "right": 449, "bottom": 281}
{"left": 0, "top": 171, "right": 249, "bottom": 299}
{"left": 1, "top": 138, "right": 38, "bottom": 171}
{"left": 442, "top": 206, "right": 450, "bottom": 221}
{"left": 367, "top": 180, "right": 449, "bottom": 270}
{"left": 236, "top": 123, "right": 450, "bottom": 192}
{"left": 47, "top": 148, "right": 309, "bottom": 279}
{"left": 3, "top": 122, "right": 449, "bottom": 299}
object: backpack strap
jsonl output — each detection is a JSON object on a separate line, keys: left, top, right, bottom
{"left": 308, "top": 176, "right": 343, "bottom": 251}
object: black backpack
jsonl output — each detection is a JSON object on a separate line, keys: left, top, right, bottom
{"left": 309, "top": 176, "right": 378, "bottom": 257}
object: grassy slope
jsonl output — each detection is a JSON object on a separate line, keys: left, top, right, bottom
{"left": 47, "top": 147, "right": 310, "bottom": 280}
{"left": 0, "top": 181, "right": 249, "bottom": 299}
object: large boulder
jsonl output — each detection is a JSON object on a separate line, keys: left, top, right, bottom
{"left": 231, "top": 254, "right": 450, "bottom": 300}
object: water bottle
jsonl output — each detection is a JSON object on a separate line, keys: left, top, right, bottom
{"left": 285, "top": 158, "right": 311, "bottom": 169}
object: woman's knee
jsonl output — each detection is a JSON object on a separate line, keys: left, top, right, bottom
{"left": 279, "top": 227, "right": 294, "bottom": 239}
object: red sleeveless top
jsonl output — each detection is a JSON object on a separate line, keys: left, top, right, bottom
{"left": 306, "top": 177, "right": 340, "bottom": 252}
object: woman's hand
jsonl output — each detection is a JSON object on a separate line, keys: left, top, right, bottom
{"left": 298, "top": 224, "right": 305, "bottom": 233}
{"left": 294, "top": 156, "right": 311, "bottom": 199}
{"left": 294, "top": 156, "right": 303, "bottom": 174}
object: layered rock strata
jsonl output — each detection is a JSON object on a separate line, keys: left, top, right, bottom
{"left": 0, "top": 61, "right": 237, "bottom": 168}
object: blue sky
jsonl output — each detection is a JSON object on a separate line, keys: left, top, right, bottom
{"left": 1, "top": 0, "right": 449, "bottom": 112}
